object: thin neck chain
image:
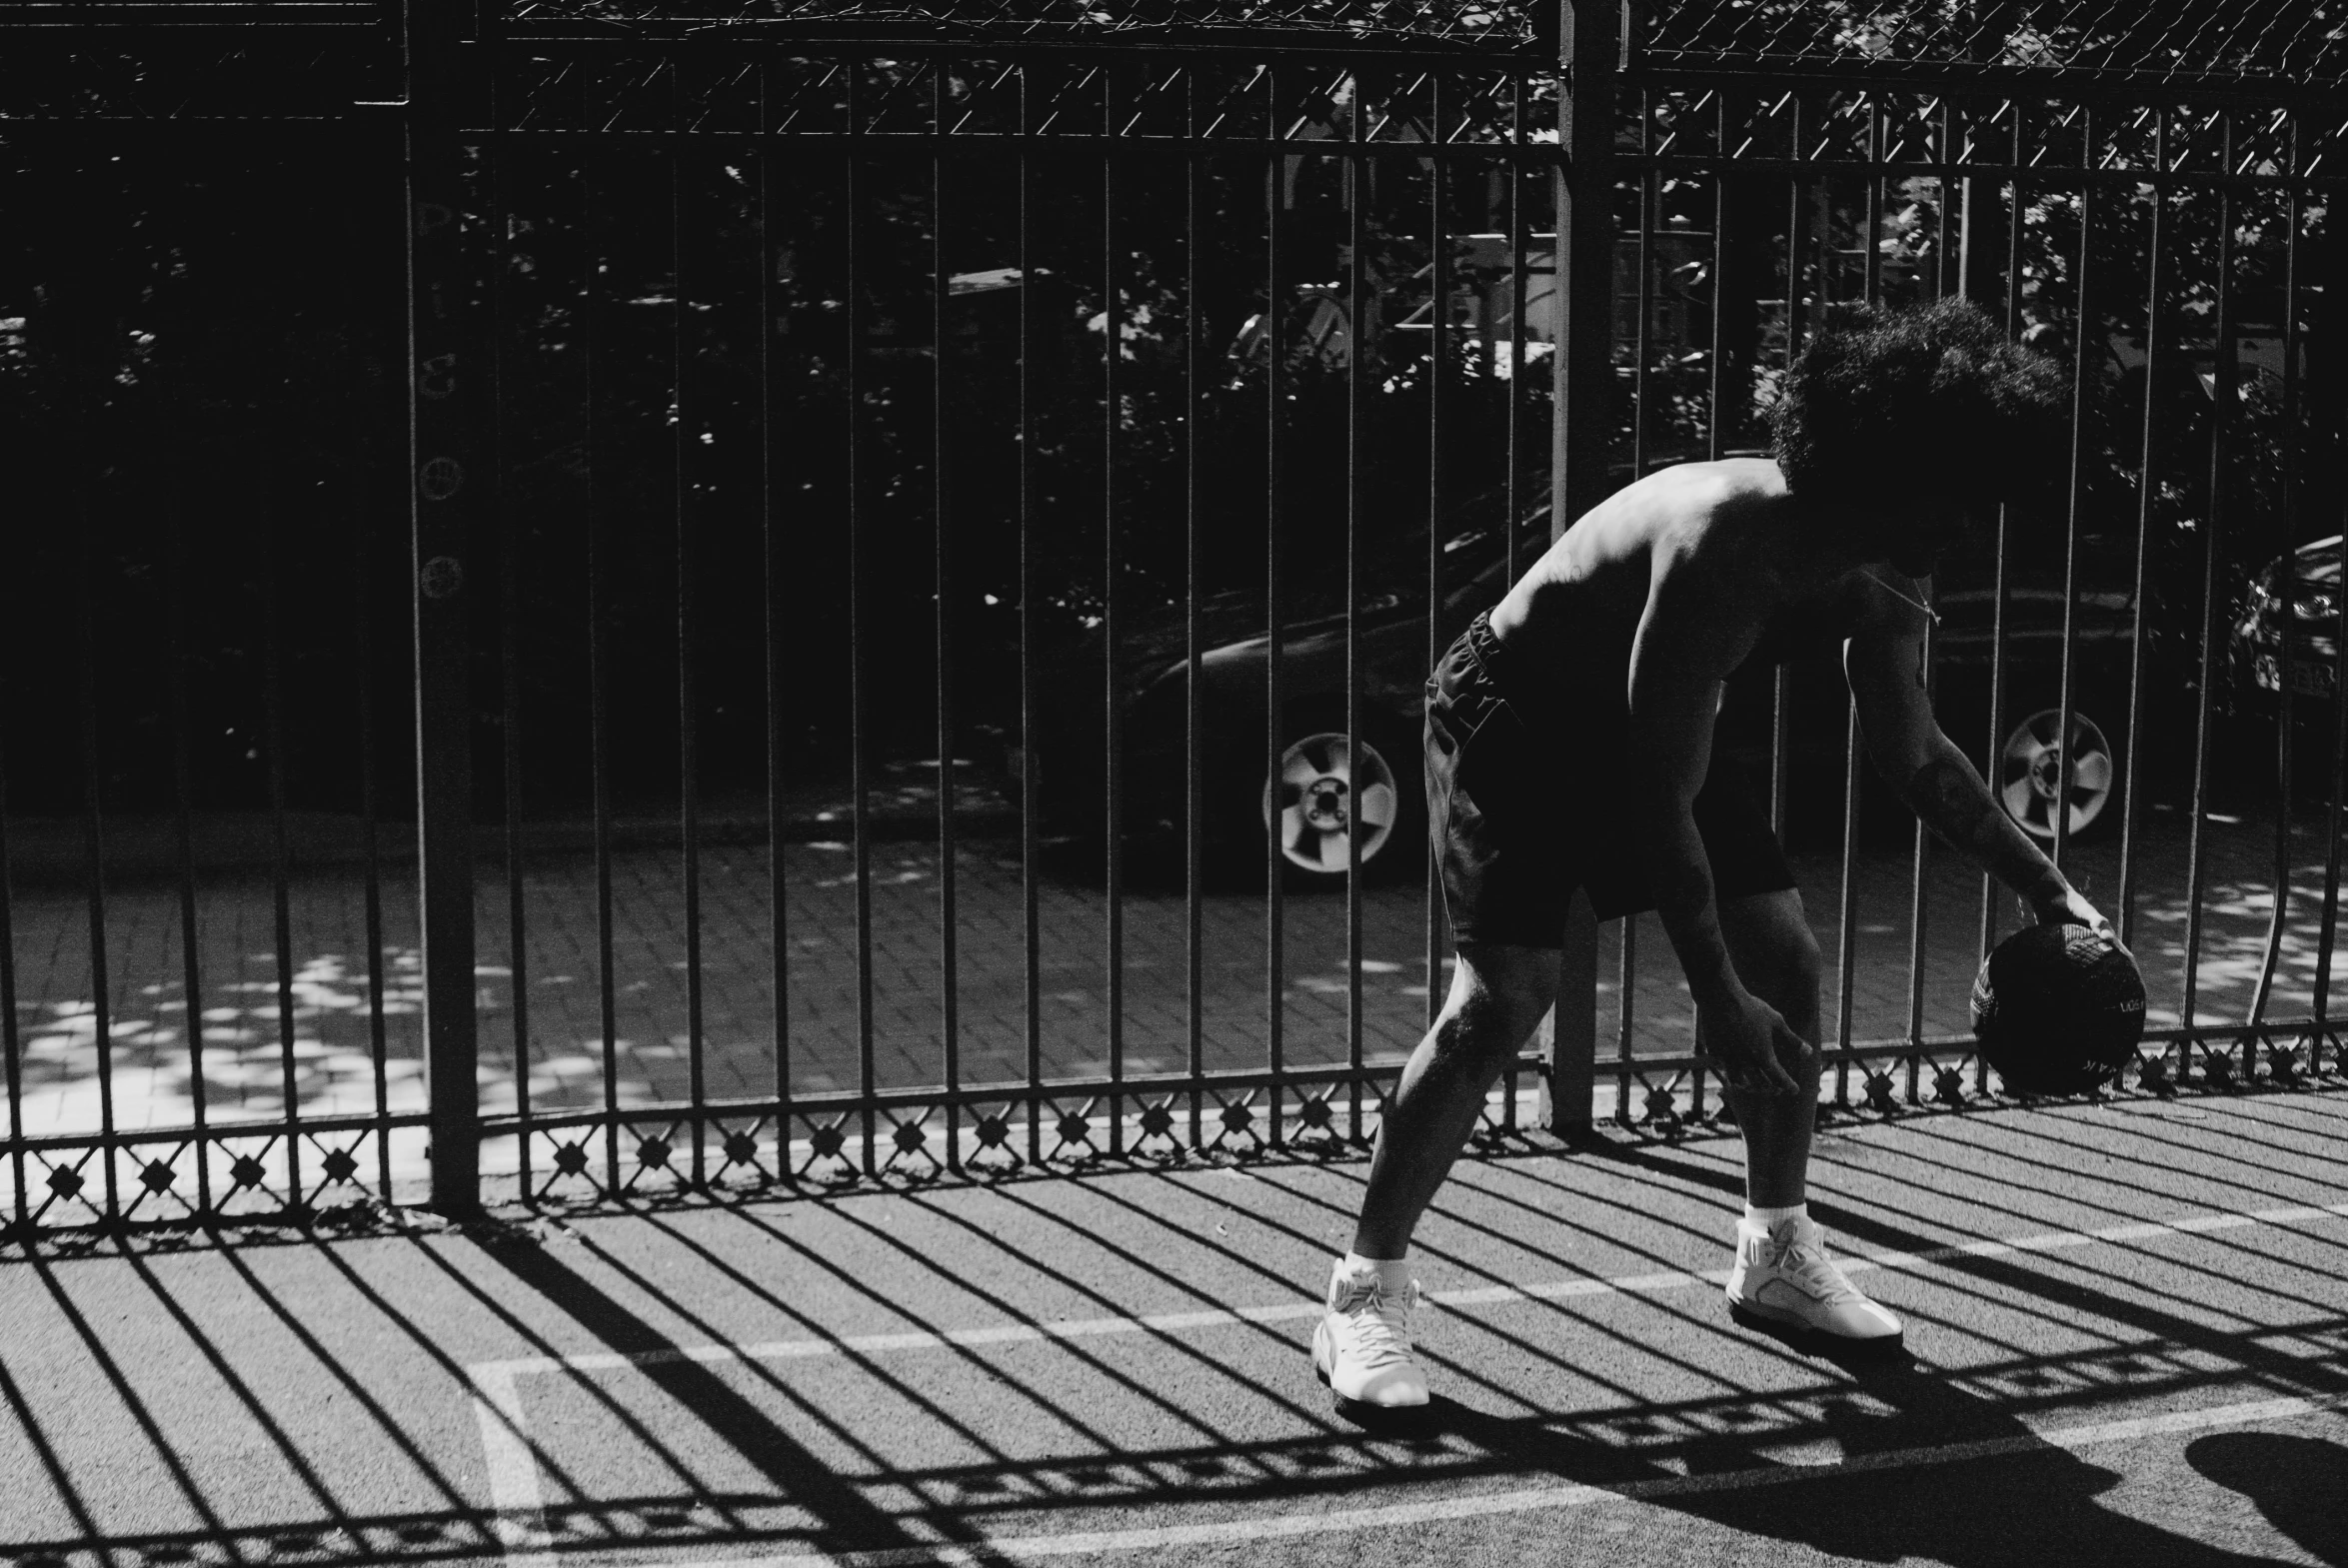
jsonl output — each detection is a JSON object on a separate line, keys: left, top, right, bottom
{"left": 1858, "top": 568, "right": 1940, "bottom": 625}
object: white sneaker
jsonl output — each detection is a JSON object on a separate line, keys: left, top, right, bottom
{"left": 1311, "top": 1258, "right": 1430, "bottom": 1412}
{"left": 1726, "top": 1214, "right": 1903, "bottom": 1349}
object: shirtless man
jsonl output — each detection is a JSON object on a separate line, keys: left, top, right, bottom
{"left": 1312, "top": 299, "right": 2125, "bottom": 1412}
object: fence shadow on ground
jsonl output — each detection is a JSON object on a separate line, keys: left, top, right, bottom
{"left": 2, "top": 1092, "right": 2343, "bottom": 1566}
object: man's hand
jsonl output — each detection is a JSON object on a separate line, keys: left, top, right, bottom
{"left": 1702, "top": 991, "right": 1809, "bottom": 1097}
{"left": 2032, "top": 883, "right": 2129, "bottom": 958}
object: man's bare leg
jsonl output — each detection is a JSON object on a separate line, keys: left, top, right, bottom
{"left": 1349, "top": 941, "right": 1559, "bottom": 1261}
{"left": 1316, "top": 941, "right": 1558, "bottom": 1411}
{"left": 1712, "top": 887, "right": 1824, "bottom": 1206}
{"left": 1709, "top": 887, "right": 1901, "bottom": 1345}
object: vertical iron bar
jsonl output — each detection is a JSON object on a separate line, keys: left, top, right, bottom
{"left": 490, "top": 123, "right": 527, "bottom": 1201}
{"left": 2117, "top": 116, "right": 2164, "bottom": 952}
{"left": 1934, "top": 102, "right": 1955, "bottom": 299}
{"left": 586, "top": 152, "right": 621, "bottom": 1198}
{"left": 2179, "top": 120, "right": 2237, "bottom": 1063}
{"left": 1425, "top": 76, "right": 1447, "bottom": 1032}
{"left": 1267, "top": 65, "right": 1288, "bottom": 1147}
{"left": 1631, "top": 103, "right": 1652, "bottom": 485}
{"left": 405, "top": 0, "right": 483, "bottom": 1215}
{"left": 1701, "top": 91, "right": 1730, "bottom": 1108}
{"left": 1345, "top": 69, "right": 1367, "bottom": 1142}
{"left": 168, "top": 489, "right": 211, "bottom": 1212}
{"left": 1505, "top": 72, "right": 1529, "bottom": 583}
{"left": 1772, "top": 146, "right": 1801, "bottom": 844}
{"left": 2051, "top": 135, "right": 2092, "bottom": 871}
{"left": 1864, "top": 99, "right": 1884, "bottom": 301}
{"left": 342, "top": 108, "right": 397, "bottom": 1201}
{"left": 475, "top": 0, "right": 512, "bottom": 1203}
{"left": 1840, "top": 94, "right": 1880, "bottom": 1109}
{"left": 1615, "top": 916, "right": 1636, "bottom": 1122}
{"left": 2313, "top": 129, "right": 2348, "bottom": 1063}
{"left": 1907, "top": 608, "right": 1936, "bottom": 1101}
{"left": 356, "top": 492, "right": 392, "bottom": 1201}
{"left": 0, "top": 743, "right": 16, "bottom": 1229}
{"left": 77, "top": 516, "right": 118, "bottom": 1220}
{"left": 1834, "top": 700, "right": 1861, "bottom": 1106}
{"left": 1980, "top": 114, "right": 2026, "bottom": 1074}
{"left": 1784, "top": 114, "right": 1806, "bottom": 356}
{"left": 1770, "top": 675, "right": 1792, "bottom": 840}
{"left": 264, "top": 456, "right": 302, "bottom": 1211}
{"left": 933, "top": 68, "right": 961, "bottom": 1169}
{"left": 1629, "top": 105, "right": 1655, "bottom": 1122}
{"left": 1980, "top": 505, "right": 2011, "bottom": 1093}
{"left": 1185, "top": 79, "right": 1206, "bottom": 1150}
{"left": 1104, "top": 68, "right": 1127, "bottom": 1155}
{"left": 1020, "top": 67, "right": 1044, "bottom": 1164}
{"left": 1549, "top": 0, "right": 1616, "bottom": 1134}
{"left": 1905, "top": 105, "right": 1957, "bottom": 1102}
{"left": 1500, "top": 71, "right": 1527, "bottom": 1130}
{"left": 2326, "top": 601, "right": 2348, "bottom": 1065}
{"left": 674, "top": 122, "right": 708, "bottom": 1186}
{"left": 2249, "top": 149, "right": 2303, "bottom": 1038}
{"left": 759, "top": 66, "right": 794, "bottom": 1138}
{"left": 1502, "top": 76, "right": 1521, "bottom": 1126}
{"left": 847, "top": 78, "right": 879, "bottom": 1176}
{"left": 1707, "top": 93, "right": 1727, "bottom": 463}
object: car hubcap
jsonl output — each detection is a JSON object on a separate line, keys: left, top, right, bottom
{"left": 1263, "top": 733, "right": 1398, "bottom": 874}
{"left": 1999, "top": 709, "right": 2115, "bottom": 840}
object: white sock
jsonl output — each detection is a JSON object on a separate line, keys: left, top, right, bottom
{"left": 1744, "top": 1202, "right": 1806, "bottom": 1231}
{"left": 1342, "top": 1250, "right": 1411, "bottom": 1288}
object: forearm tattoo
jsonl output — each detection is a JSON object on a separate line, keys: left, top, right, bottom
{"left": 1903, "top": 755, "right": 2063, "bottom": 905}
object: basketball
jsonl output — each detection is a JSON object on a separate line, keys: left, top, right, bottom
{"left": 1970, "top": 923, "right": 2146, "bottom": 1095}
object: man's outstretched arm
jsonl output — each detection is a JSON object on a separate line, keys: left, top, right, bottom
{"left": 1844, "top": 575, "right": 2122, "bottom": 947}
{"left": 1898, "top": 736, "right": 2114, "bottom": 934}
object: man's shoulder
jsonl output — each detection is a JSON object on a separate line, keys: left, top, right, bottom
{"left": 1648, "top": 466, "right": 1803, "bottom": 587}
{"left": 1650, "top": 456, "right": 1790, "bottom": 512}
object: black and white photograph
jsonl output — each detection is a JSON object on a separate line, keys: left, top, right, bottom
{"left": 0, "top": 1, "right": 2344, "bottom": 1564}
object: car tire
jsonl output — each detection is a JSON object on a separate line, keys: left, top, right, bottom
{"left": 1198, "top": 705, "right": 1423, "bottom": 889}
{"left": 1998, "top": 707, "right": 2122, "bottom": 842}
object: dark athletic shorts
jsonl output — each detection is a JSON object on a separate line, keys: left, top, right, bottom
{"left": 1425, "top": 612, "right": 1797, "bottom": 947}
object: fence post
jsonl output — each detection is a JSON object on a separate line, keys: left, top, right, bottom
{"left": 1541, "top": 0, "right": 1619, "bottom": 1137}
{"left": 403, "top": 0, "right": 482, "bottom": 1217}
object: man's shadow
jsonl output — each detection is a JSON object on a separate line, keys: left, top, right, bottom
{"left": 1409, "top": 1338, "right": 2301, "bottom": 1567}
{"left": 2187, "top": 1431, "right": 2348, "bottom": 1566}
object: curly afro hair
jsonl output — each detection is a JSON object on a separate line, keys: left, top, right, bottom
{"left": 1769, "top": 298, "right": 2070, "bottom": 513}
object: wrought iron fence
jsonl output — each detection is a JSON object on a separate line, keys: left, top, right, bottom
{"left": 1, "top": 0, "right": 2343, "bottom": 1233}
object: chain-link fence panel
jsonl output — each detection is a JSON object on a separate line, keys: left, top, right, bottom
{"left": 1639, "top": 1, "right": 2346, "bottom": 88}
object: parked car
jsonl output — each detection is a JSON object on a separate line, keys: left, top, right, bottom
{"left": 2232, "top": 534, "right": 2343, "bottom": 705}
{"left": 2225, "top": 532, "right": 2347, "bottom": 801}
{"left": 1031, "top": 484, "right": 2156, "bottom": 885}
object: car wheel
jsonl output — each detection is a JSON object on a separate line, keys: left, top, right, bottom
{"left": 1999, "top": 708, "right": 2119, "bottom": 841}
{"left": 1258, "top": 727, "right": 1415, "bottom": 880}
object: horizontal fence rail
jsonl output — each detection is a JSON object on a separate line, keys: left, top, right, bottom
{"left": 0, "top": 1, "right": 2344, "bottom": 1233}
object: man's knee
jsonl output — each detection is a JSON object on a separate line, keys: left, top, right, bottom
{"left": 1439, "top": 945, "right": 1557, "bottom": 1062}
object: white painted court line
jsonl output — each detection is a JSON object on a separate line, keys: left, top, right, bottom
{"left": 467, "top": 1198, "right": 2348, "bottom": 1562}
{"left": 471, "top": 1199, "right": 2348, "bottom": 1381}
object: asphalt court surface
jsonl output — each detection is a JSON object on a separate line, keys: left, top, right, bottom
{"left": 2, "top": 1090, "right": 2345, "bottom": 1567}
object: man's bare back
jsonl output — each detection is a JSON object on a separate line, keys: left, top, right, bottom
{"left": 1484, "top": 457, "right": 1874, "bottom": 701}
